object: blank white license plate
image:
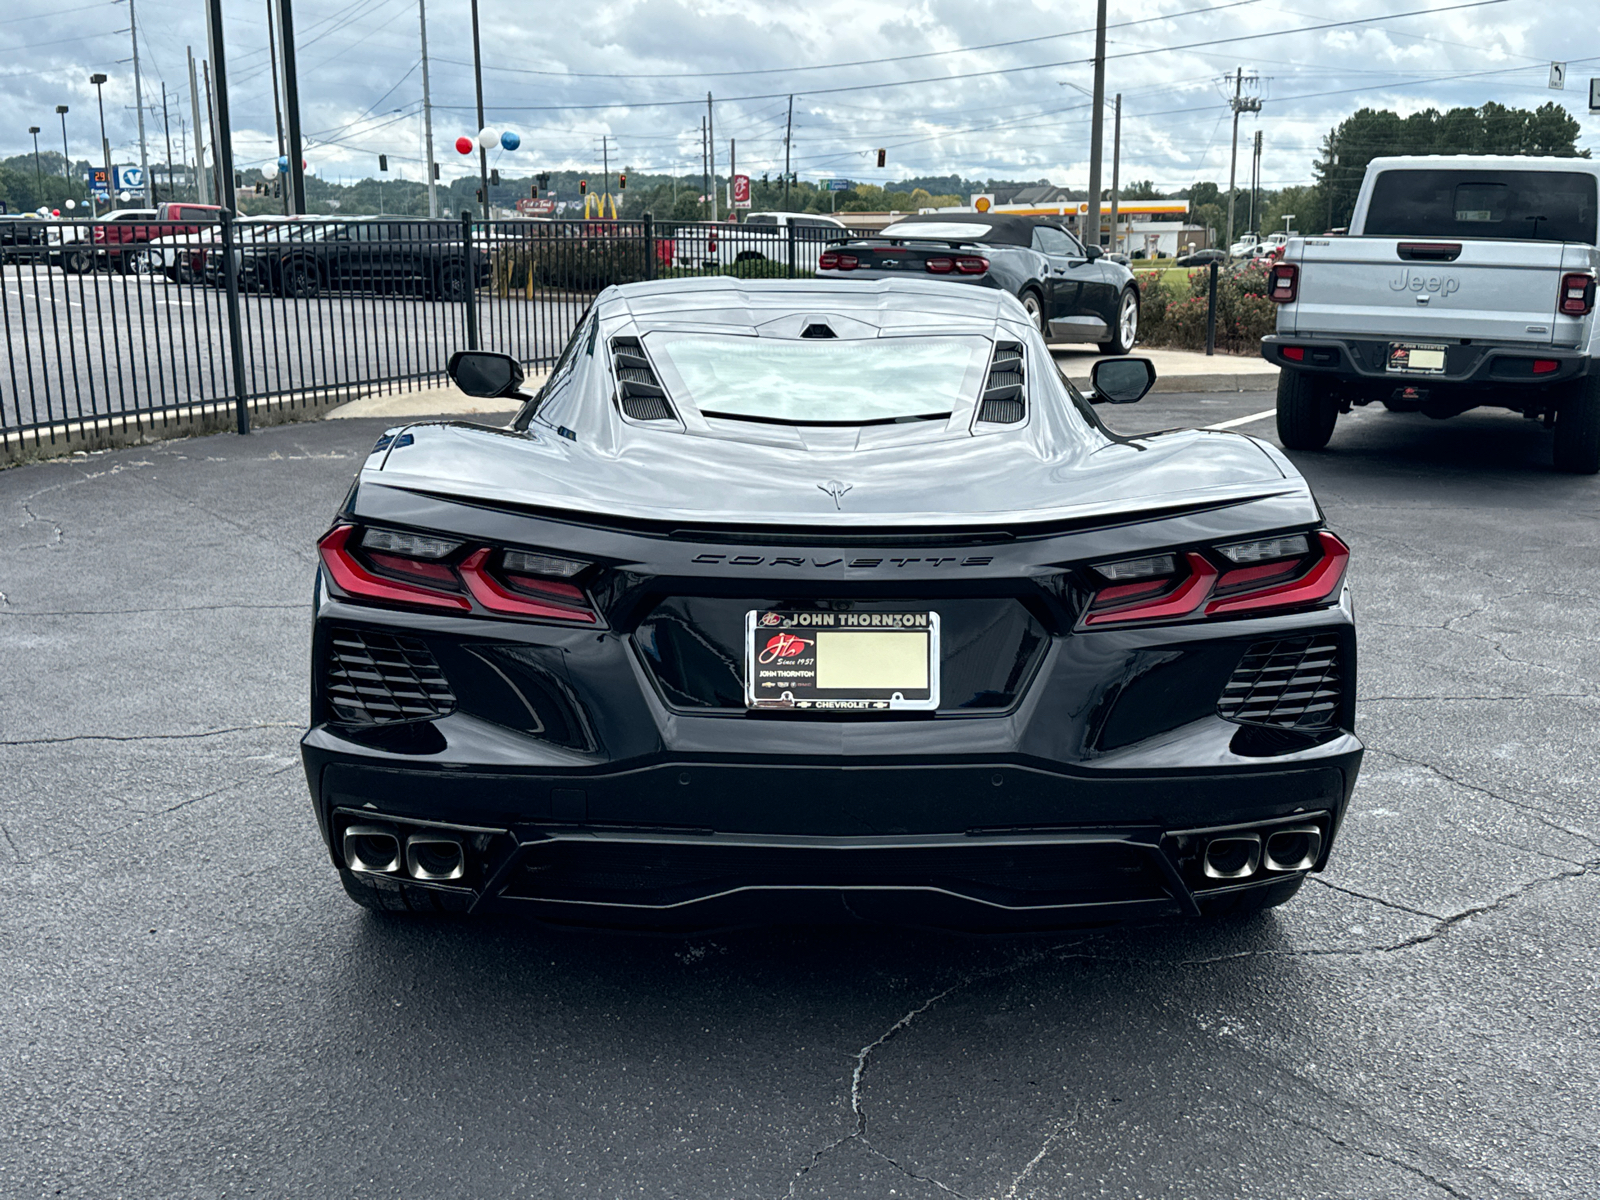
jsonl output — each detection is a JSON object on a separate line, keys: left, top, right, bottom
{"left": 744, "top": 609, "right": 940, "bottom": 711}
{"left": 1387, "top": 342, "right": 1448, "bottom": 374}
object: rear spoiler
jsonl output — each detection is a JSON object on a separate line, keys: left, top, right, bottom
{"left": 826, "top": 235, "right": 988, "bottom": 250}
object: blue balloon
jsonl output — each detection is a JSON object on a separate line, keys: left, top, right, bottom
{"left": 278, "top": 155, "right": 289, "bottom": 171}
{"left": 499, "top": 130, "right": 520, "bottom": 152}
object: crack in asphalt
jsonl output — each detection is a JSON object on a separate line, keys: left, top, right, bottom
{"left": 1266, "top": 1108, "right": 1485, "bottom": 1198}
{"left": 1308, "top": 876, "right": 1445, "bottom": 920}
{"left": 0, "top": 602, "right": 306, "bottom": 618}
{"left": 16, "top": 495, "right": 65, "bottom": 549}
{"left": 0, "top": 722, "right": 301, "bottom": 748}
{"left": 1000, "top": 1105, "right": 1081, "bottom": 1200}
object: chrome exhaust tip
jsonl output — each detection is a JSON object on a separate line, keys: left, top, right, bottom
{"left": 344, "top": 825, "right": 402, "bottom": 875}
{"left": 406, "top": 835, "right": 465, "bottom": 882}
{"left": 1202, "top": 834, "right": 1261, "bottom": 880}
{"left": 1264, "top": 826, "right": 1323, "bottom": 872}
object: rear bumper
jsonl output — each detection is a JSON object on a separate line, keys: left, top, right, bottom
{"left": 1261, "top": 334, "right": 1590, "bottom": 388}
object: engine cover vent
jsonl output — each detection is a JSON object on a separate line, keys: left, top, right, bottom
{"left": 977, "top": 342, "right": 1025, "bottom": 424}
{"left": 610, "top": 337, "right": 677, "bottom": 422}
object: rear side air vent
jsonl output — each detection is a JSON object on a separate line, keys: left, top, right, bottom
{"left": 977, "top": 341, "right": 1025, "bottom": 424}
{"left": 324, "top": 629, "right": 456, "bottom": 724}
{"left": 610, "top": 337, "right": 676, "bottom": 422}
{"left": 1217, "top": 635, "right": 1342, "bottom": 730}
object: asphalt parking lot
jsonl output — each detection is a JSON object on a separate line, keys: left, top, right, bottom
{"left": 3, "top": 391, "right": 1598, "bottom": 1198}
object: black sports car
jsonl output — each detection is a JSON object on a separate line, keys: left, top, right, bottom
{"left": 816, "top": 213, "right": 1142, "bottom": 354}
{"left": 302, "top": 276, "right": 1360, "bottom": 931}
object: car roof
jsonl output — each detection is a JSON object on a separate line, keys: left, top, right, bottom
{"left": 601, "top": 275, "right": 1020, "bottom": 328}
{"left": 881, "top": 212, "right": 1065, "bottom": 246}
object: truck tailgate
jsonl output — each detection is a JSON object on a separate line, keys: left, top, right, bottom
{"left": 1285, "top": 237, "right": 1568, "bottom": 344}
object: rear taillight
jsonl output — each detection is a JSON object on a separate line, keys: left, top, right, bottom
{"left": 1559, "top": 272, "right": 1595, "bottom": 316}
{"left": 318, "top": 525, "right": 597, "bottom": 623}
{"left": 925, "top": 257, "right": 954, "bottom": 274}
{"left": 1281, "top": 346, "right": 1305, "bottom": 361}
{"left": 1533, "top": 359, "right": 1560, "bottom": 374}
{"left": 1268, "top": 263, "right": 1298, "bottom": 303}
{"left": 707, "top": 234, "right": 718, "bottom": 252}
{"left": 1082, "top": 532, "right": 1348, "bottom": 627}
{"left": 819, "top": 251, "right": 858, "bottom": 271}
{"left": 954, "top": 255, "right": 988, "bottom": 275}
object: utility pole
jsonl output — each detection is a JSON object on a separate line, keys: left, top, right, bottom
{"left": 707, "top": 93, "right": 716, "bottom": 221}
{"left": 1224, "top": 68, "right": 1261, "bottom": 257}
{"left": 701, "top": 115, "right": 708, "bottom": 221}
{"left": 1250, "top": 128, "right": 1262, "bottom": 236}
{"left": 161, "top": 84, "right": 174, "bottom": 203}
{"left": 1326, "top": 136, "right": 1338, "bottom": 229}
{"left": 265, "top": 0, "right": 289, "bottom": 214}
{"left": 202, "top": 59, "right": 223, "bottom": 207}
{"left": 470, "top": 0, "right": 488, "bottom": 219}
{"left": 601, "top": 133, "right": 610, "bottom": 199}
{"left": 277, "top": 0, "right": 307, "bottom": 214}
{"left": 128, "top": 0, "right": 150, "bottom": 205}
{"left": 186, "top": 50, "right": 208, "bottom": 204}
{"left": 418, "top": 0, "right": 438, "bottom": 218}
{"left": 1108, "top": 93, "right": 1121, "bottom": 255}
{"left": 1084, "top": 0, "right": 1108, "bottom": 247}
{"left": 783, "top": 94, "right": 793, "bottom": 211}
{"left": 728, "top": 138, "right": 734, "bottom": 215}
{"left": 29, "top": 128, "right": 43, "bottom": 209}
{"left": 90, "top": 73, "right": 111, "bottom": 214}
{"left": 179, "top": 113, "right": 189, "bottom": 199}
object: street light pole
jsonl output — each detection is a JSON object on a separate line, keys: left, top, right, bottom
{"left": 56, "top": 105, "right": 77, "bottom": 207}
{"left": 203, "top": 0, "right": 237, "bottom": 213}
{"left": 1085, "top": 0, "right": 1107, "bottom": 248}
{"left": 90, "top": 73, "right": 110, "bottom": 215}
{"left": 418, "top": 0, "right": 438, "bottom": 219}
{"left": 470, "top": 0, "right": 488, "bottom": 220}
{"left": 128, "top": 0, "right": 151, "bottom": 206}
{"left": 29, "top": 127, "right": 43, "bottom": 209}
{"left": 276, "top": 0, "right": 307, "bottom": 214}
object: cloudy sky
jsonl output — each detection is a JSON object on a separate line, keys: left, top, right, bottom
{"left": 2, "top": 0, "right": 1596, "bottom": 192}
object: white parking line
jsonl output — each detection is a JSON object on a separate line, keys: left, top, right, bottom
{"left": 1204, "top": 408, "right": 1276, "bottom": 431}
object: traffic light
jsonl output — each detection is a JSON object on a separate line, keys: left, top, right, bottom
{"left": 876, "top": 148, "right": 886, "bottom": 168}
{"left": 378, "top": 154, "right": 388, "bottom": 172}
{"left": 618, "top": 172, "right": 626, "bottom": 190}
{"left": 536, "top": 171, "right": 549, "bottom": 191}
{"left": 432, "top": 163, "right": 440, "bottom": 180}
{"left": 579, "top": 179, "right": 587, "bottom": 195}
{"left": 475, "top": 187, "right": 484, "bottom": 204}
{"left": 491, "top": 168, "right": 500, "bottom": 186}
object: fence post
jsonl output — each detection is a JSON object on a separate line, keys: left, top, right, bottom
{"left": 461, "top": 209, "right": 479, "bottom": 351}
{"left": 787, "top": 223, "right": 797, "bottom": 279}
{"left": 1205, "top": 260, "right": 1219, "bottom": 357}
{"left": 644, "top": 213, "right": 656, "bottom": 281}
{"left": 220, "top": 210, "right": 250, "bottom": 434}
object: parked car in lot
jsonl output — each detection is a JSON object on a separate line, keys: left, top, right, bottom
{"left": 47, "top": 220, "right": 98, "bottom": 272}
{"left": 263, "top": 218, "right": 490, "bottom": 300}
{"left": 673, "top": 212, "right": 850, "bottom": 271}
{"left": 94, "top": 202, "right": 219, "bottom": 273}
{"left": 1229, "top": 233, "right": 1263, "bottom": 257}
{"left": 1176, "top": 248, "right": 1226, "bottom": 267}
{"left": 1263, "top": 154, "right": 1600, "bottom": 473}
{"left": 817, "top": 213, "right": 1142, "bottom": 353}
{"left": 304, "top": 275, "right": 1359, "bottom": 928}
{"left": 0, "top": 214, "right": 49, "bottom": 263}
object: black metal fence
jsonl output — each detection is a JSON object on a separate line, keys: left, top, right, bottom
{"left": 0, "top": 212, "right": 861, "bottom": 451}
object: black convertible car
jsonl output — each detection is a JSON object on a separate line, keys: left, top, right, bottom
{"left": 817, "top": 213, "right": 1142, "bottom": 354}
{"left": 302, "top": 276, "right": 1360, "bottom": 931}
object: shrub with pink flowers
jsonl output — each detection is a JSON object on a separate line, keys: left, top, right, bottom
{"left": 1135, "top": 263, "right": 1276, "bottom": 355}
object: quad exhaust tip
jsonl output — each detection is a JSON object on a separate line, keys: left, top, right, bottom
{"left": 405, "top": 835, "right": 465, "bottom": 882}
{"left": 344, "top": 825, "right": 402, "bottom": 875}
{"left": 1202, "top": 834, "right": 1261, "bottom": 880}
{"left": 1264, "top": 826, "right": 1323, "bottom": 873}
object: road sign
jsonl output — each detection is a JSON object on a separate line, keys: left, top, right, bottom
{"left": 1592, "top": 77, "right": 1600, "bottom": 112}
{"left": 824, "top": 179, "right": 851, "bottom": 192}
{"left": 1549, "top": 62, "right": 1566, "bottom": 90}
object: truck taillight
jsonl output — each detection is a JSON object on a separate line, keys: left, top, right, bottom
{"left": 1559, "top": 273, "right": 1595, "bottom": 316}
{"left": 1268, "top": 263, "right": 1298, "bottom": 304}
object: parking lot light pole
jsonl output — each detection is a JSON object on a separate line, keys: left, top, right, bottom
{"left": 90, "top": 74, "right": 110, "bottom": 215}
{"left": 56, "top": 106, "right": 79, "bottom": 208}
{"left": 1085, "top": 0, "right": 1107, "bottom": 248}
{"left": 29, "top": 127, "right": 43, "bottom": 209}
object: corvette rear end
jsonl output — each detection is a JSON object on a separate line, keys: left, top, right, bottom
{"left": 302, "top": 277, "right": 1360, "bottom": 931}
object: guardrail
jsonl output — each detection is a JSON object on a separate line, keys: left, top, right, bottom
{"left": 0, "top": 212, "right": 852, "bottom": 453}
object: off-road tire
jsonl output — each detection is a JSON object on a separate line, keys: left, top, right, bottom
{"left": 1276, "top": 369, "right": 1338, "bottom": 450}
{"left": 1097, "top": 287, "right": 1140, "bottom": 355}
{"left": 1199, "top": 875, "right": 1304, "bottom": 918}
{"left": 1552, "top": 374, "right": 1600, "bottom": 475}
{"left": 280, "top": 259, "right": 322, "bottom": 299}
{"left": 339, "top": 868, "right": 470, "bottom": 914}
{"left": 1020, "top": 288, "right": 1047, "bottom": 335}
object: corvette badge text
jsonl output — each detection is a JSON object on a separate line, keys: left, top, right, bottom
{"left": 693, "top": 554, "right": 995, "bottom": 568}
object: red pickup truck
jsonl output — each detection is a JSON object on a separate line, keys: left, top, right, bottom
{"left": 93, "top": 202, "right": 221, "bottom": 273}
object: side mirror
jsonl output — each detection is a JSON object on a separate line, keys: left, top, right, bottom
{"left": 447, "top": 350, "right": 526, "bottom": 399}
{"left": 1088, "top": 356, "right": 1156, "bottom": 405}
{"left": 1084, "top": 245, "right": 1104, "bottom": 262}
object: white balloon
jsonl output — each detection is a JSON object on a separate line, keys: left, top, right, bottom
{"left": 477, "top": 126, "right": 498, "bottom": 149}
{"left": 263, "top": 161, "right": 279, "bottom": 179}
{"left": 65, "top": 199, "right": 77, "bottom": 210}
{"left": 118, "top": 190, "right": 130, "bottom": 201}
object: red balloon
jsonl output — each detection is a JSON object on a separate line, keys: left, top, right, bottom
{"left": 455, "top": 136, "right": 473, "bottom": 155}
{"left": 51, "top": 209, "right": 61, "bottom": 217}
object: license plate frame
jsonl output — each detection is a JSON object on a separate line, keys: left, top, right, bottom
{"left": 1386, "top": 341, "right": 1448, "bottom": 375}
{"left": 744, "top": 609, "right": 940, "bottom": 711}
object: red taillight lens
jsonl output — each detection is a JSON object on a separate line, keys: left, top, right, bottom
{"left": 1204, "top": 533, "right": 1349, "bottom": 616}
{"left": 1084, "top": 553, "right": 1217, "bottom": 626}
{"left": 819, "top": 251, "right": 837, "bottom": 269}
{"left": 954, "top": 255, "right": 988, "bottom": 275}
{"left": 925, "top": 257, "right": 954, "bottom": 274}
{"left": 1281, "top": 346, "right": 1306, "bottom": 362}
{"left": 708, "top": 234, "right": 718, "bottom": 251}
{"left": 1559, "top": 272, "right": 1595, "bottom": 316}
{"left": 819, "top": 252, "right": 857, "bottom": 270}
{"left": 1268, "top": 263, "right": 1298, "bottom": 304}
{"left": 1533, "top": 359, "right": 1560, "bottom": 375}
{"left": 318, "top": 525, "right": 470, "bottom": 612}
{"left": 458, "top": 549, "right": 597, "bottom": 623}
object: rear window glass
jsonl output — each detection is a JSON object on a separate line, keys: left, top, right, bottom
{"left": 883, "top": 222, "right": 991, "bottom": 240}
{"left": 1366, "top": 169, "right": 1597, "bottom": 244}
{"left": 643, "top": 334, "right": 992, "bottom": 425}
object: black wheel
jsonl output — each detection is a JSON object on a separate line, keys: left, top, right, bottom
{"left": 1276, "top": 369, "right": 1339, "bottom": 450}
{"left": 1019, "top": 288, "right": 1047, "bottom": 335}
{"left": 435, "top": 260, "right": 469, "bottom": 302}
{"left": 62, "top": 248, "right": 93, "bottom": 274}
{"left": 1552, "top": 374, "right": 1600, "bottom": 474}
{"left": 1096, "top": 287, "right": 1140, "bottom": 355}
{"left": 338, "top": 869, "right": 470, "bottom": 914}
{"left": 281, "top": 258, "right": 322, "bottom": 299}
{"left": 122, "top": 248, "right": 156, "bottom": 277}
{"left": 734, "top": 250, "right": 765, "bottom": 263}
{"left": 1199, "top": 876, "right": 1304, "bottom": 918}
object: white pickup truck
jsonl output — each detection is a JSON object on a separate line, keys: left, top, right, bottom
{"left": 1261, "top": 155, "right": 1600, "bottom": 473}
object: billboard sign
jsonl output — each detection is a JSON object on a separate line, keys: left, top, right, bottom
{"left": 732, "top": 173, "right": 751, "bottom": 208}
{"left": 516, "top": 197, "right": 557, "bottom": 216}
{"left": 87, "top": 168, "right": 110, "bottom": 201}
{"left": 113, "top": 165, "right": 146, "bottom": 197}
{"left": 825, "top": 178, "right": 852, "bottom": 192}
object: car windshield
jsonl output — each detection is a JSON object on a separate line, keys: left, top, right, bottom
{"left": 1366, "top": 169, "right": 1598, "bottom": 244}
{"left": 643, "top": 333, "right": 992, "bottom": 425}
